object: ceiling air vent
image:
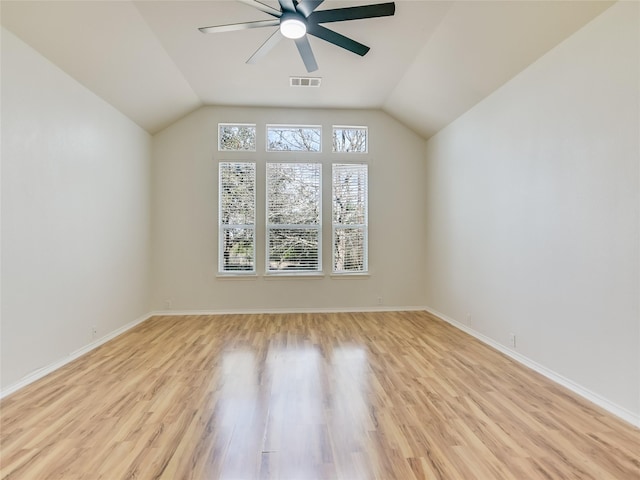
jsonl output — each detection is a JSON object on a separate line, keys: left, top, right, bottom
{"left": 290, "top": 77, "right": 321, "bottom": 87}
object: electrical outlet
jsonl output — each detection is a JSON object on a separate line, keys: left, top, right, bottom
{"left": 377, "top": 296, "right": 383, "bottom": 305}
{"left": 509, "top": 333, "right": 516, "bottom": 348}
{"left": 165, "top": 299, "right": 172, "bottom": 310}
{"left": 92, "top": 326, "right": 98, "bottom": 339}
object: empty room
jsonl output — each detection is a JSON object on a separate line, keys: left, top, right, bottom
{"left": 1, "top": 0, "right": 639, "bottom": 478}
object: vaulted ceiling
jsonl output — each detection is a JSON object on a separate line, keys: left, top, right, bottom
{"left": 1, "top": 1, "right": 613, "bottom": 137}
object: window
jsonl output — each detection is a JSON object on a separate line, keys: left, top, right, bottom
{"left": 333, "top": 126, "right": 367, "bottom": 153}
{"left": 267, "top": 125, "right": 322, "bottom": 152}
{"left": 266, "top": 163, "right": 322, "bottom": 272}
{"left": 219, "top": 163, "right": 256, "bottom": 273}
{"left": 217, "top": 122, "right": 370, "bottom": 276}
{"left": 219, "top": 124, "right": 256, "bottom": 151}
{"left": 332, "top": 164, "right": 368, "bottom": 273}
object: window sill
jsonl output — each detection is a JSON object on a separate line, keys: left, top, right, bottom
{"left": 264, "top": 272, "right": 325, "bottom": 280}
{"left": 330, "top": 273, "right": 370, "bottom": 279}
{"left": 216, "top": 273, "right": 258, "bottom": 280}
{"left": 216, "top": 272, "right": 369, "bottom": 280}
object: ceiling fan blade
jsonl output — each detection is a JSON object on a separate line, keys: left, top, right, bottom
{"left": 247, "top": 29, "right": 283, "bottom": 64}
{"left": 294, "top": 36, "right": 318, "bottom": 72}
{"left": 278, "top": 0, "right": 297, "bottom": 13}
{"left": 296, "top": 0, "right": 324, "bottom": 18}
{"left": 237, "top": 0, "right": 282, "bottom": 17}
{"left": 199, "top": 19, "right": 280, "bottom": 34}
{"left": 309, "top": 2, "right": 395, "bottom": 24}
{"left": 306, "top": 23, "right": 369, "bottom": 56}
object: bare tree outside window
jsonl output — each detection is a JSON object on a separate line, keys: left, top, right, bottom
{"left": 267, "top": 125, "right": 321, "bottom": 152}
{"left": 333, "top": 126, "right": 367, "bottom": 153}
{"left": 267, "top": 163, "right": 321, "bottom": 272}
{"left": 219, "top": 124, "right": 256, "bottom": 151}
{"left": 219, "top": 163, "right": 255, "bottom": 272}
{"left": 333, "top": 164, "right": 368, "bottom": 273}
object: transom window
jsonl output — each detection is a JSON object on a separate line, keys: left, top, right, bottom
{"left": 218, "top": 124, "right": 256, "bottom": 151}
{"left": 267, "top": 125, "right": 322, "bottom": 152}
{"left": 333, "top": 126, "right": 367, "bottom": 153}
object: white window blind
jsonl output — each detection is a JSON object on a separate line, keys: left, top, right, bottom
{"left": 219, "top": 162, "right": 256, "bottom": 273}
{"left": 266, "top": 163, "right": 322, "bottom": 272}
{"left": 332, "top": 164, "right": 368, "bottom": 273}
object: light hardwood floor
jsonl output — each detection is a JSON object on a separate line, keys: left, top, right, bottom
{"left": 1, "top": 311, "right": 639, "bottom": 479}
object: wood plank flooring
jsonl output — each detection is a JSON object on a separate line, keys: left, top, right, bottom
{"left": 1, "top": 311, "right": 639, "bottom": 479}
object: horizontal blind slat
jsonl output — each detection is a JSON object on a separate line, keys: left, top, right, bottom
{"left": 267, "top": 163, "right": 322, "bottom": 272}
{"left": 332, "top": 163, "right": 368, "bottom": 273}
{"left": 219, "top": 162, "right": 256, "bottom": 272}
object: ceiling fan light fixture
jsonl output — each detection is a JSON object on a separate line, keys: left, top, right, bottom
{"left": 198, "top": 1, "right": 396, "bottom": 72}
{"left": 280, "top": 17, "right": 306, "bottom": 39}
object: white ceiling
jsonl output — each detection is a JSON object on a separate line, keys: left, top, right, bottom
{"left": 1, "top": 0, "right": 613, "bottom": 137}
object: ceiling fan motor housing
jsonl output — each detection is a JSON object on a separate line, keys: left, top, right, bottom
{"left": 280, "top": 12, "right": 307, "bottom": 39}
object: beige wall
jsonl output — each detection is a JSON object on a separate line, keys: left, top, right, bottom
{"left": 424, "top": 2, "right": 639, "bottom": 420}
{"left": 151, "top": 106, "right": 426, "bottom": 312}
{"left": 1, "top": 28, "right": 152, "bottom": 390}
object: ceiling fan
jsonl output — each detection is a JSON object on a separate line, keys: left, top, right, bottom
{"left": 198, "top": 0, "right": 396, "bottom": 73}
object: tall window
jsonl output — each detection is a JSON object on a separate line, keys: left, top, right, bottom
{"left": 332, "top": 164, "right": 368, "bottom": 273}
{"left": 266, "top": 163, "right": 322, "bottom": 272}
{"left": 219, "top": 162, "right": 256, "bottom": 273}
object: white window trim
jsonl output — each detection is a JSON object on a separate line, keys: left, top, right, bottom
{"left": 216, "top": 273, "right": 259, "bottom": 280}
{"left": 264, "top": 272, "right": 325, "bottom": 279}
{"left": 330, "top": 273, "right": 370, "bottom": 279}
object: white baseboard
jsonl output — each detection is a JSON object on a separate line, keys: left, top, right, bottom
{"left": 0, "top": 312, "right": 153, "bottom": 400}
{"left": 424, "top": 306, "right": 640, "bottom": 428}
{"left": 0, "top": 307, "right": 422, "bottom": 398}
{"left": 149, "top": 305, "right": 428, "bottom": 316}
{"left": 6, "top": 306, "right": 636, "bottom": 429}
